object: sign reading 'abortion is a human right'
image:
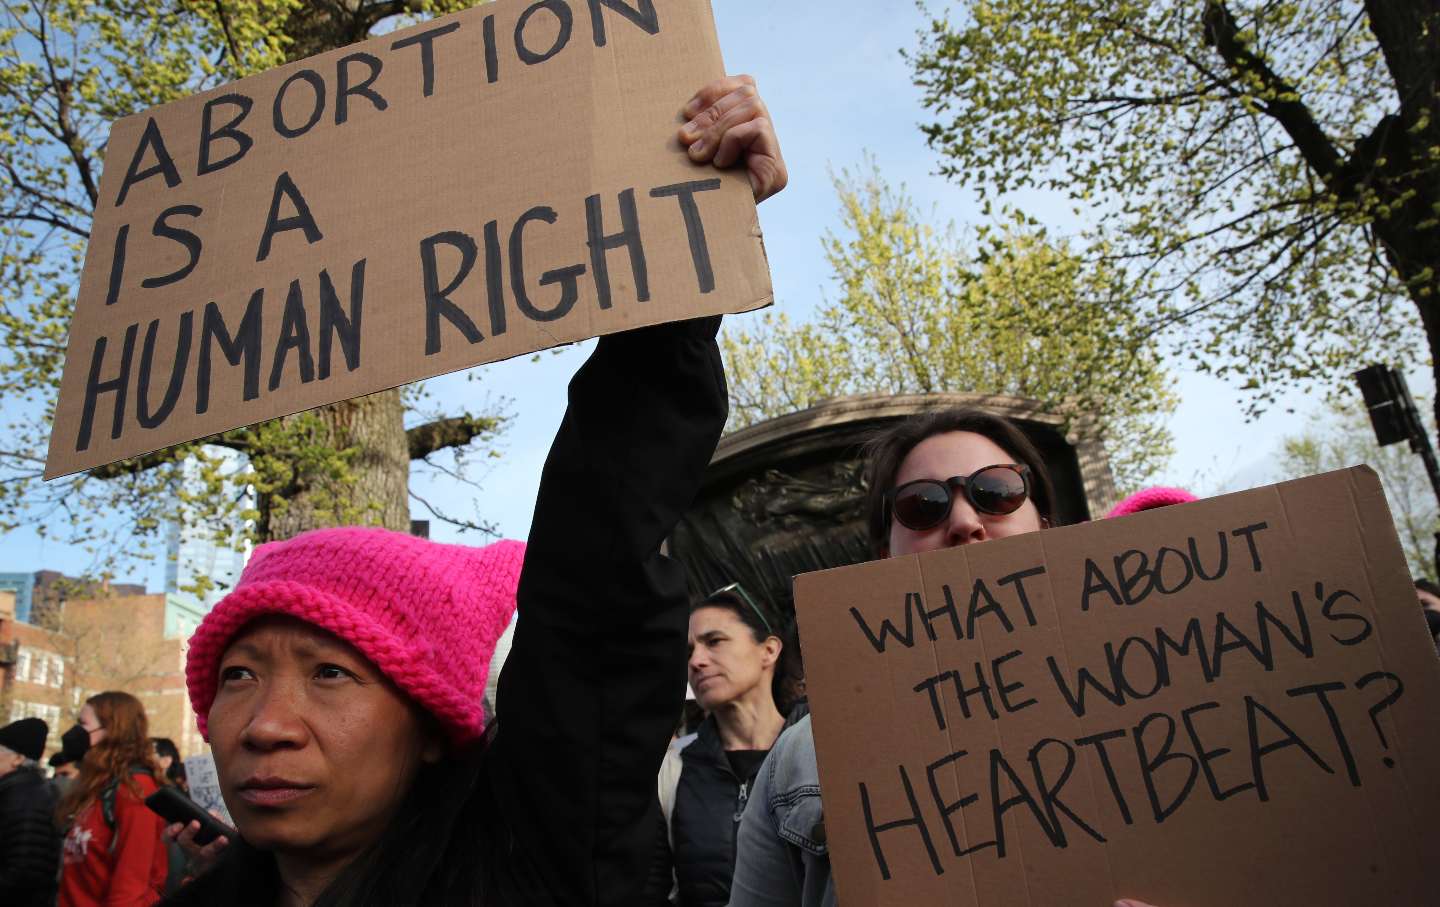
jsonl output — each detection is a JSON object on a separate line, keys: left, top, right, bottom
{"left": 46, "top": 0, "right": 771, "bottom": 478}
{"left": 795, "top": 467, "right": 1440, "bottom": 907}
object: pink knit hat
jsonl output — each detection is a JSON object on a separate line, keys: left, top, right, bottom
{"left": 185, "top": 527, "right": 524, "bottom": 743}
{"left": 1106, "top": 486, "right": 1198, "bottom": 519}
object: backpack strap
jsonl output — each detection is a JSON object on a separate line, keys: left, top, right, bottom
{"left": 102, "top": 766, "right": 155, "bottom": 854}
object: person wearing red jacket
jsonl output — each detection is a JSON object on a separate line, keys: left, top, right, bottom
{"left": 56, "top": 691, "right": 169, "bottom": 907}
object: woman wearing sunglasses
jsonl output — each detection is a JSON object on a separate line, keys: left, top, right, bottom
{"left": 727, "top": 408, "right": 1163, "bottom": 907}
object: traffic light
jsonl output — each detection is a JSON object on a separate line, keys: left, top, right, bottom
{"left": 1354, "top": 364, "right": 1424, "bottom": 447}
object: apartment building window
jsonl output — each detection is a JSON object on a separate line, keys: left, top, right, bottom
{"left": 32, "top": 654, "right": 47, "bottom": 686}
{"left": 9, "top": 700, "right": 24, "bottom": 722}
{"left": 49, "top": 656, "right": 64, "bottom": 688}
{"left": 14, "top": 648, "right": 30, "bottom": 683}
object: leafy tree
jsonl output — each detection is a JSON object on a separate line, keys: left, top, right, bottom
{"left": 910, "top": 1, "right": 1439, "bottom": 421}
{"left": 0, "top": 0, "right": 504, "bottom": 584}
{"left": 1277, "top": 393, "right": 1438, "bottom": 580}
{"left": 722, "top": 164, "right": 1176, "bottom": 489}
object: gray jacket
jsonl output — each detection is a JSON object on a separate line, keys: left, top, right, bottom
{"left": 727, "top": 716, "right": 835, "bottom": 907}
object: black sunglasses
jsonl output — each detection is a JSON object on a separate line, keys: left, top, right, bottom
{"left": 887, "top": 464, "right": 1032, "bottom": 531}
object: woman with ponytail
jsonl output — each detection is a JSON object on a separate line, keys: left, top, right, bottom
{"left": 56, "top": 691, "right": 169, "bottom": 907}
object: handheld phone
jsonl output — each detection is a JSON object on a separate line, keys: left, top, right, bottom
{"left": 144, "top": 786, "right": 236, "bottom": 846}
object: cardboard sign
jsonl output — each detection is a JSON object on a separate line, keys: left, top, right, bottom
{"left": 794, "top": 467, "right": 1440, "bottom": 906}
{"left": 45, "top": 0, "right": 770, "bottom": 478}
{"left": 183, "top": 752, "right": 234, "bottom": 826}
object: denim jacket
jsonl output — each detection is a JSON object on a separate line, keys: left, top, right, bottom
{"left": 727, "top": 716, "right": 836, "bottom": 907}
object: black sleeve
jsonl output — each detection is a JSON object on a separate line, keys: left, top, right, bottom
{"left": 488, "top": 315, "right": 727, "bottom": 907}
{"left": 0, "top": 778, "right": 60, "bottom": 900}
{"left": 638, "top": 800, "right": 677, "bottom": 906}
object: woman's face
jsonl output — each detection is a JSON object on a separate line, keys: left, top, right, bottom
{"left": 687, "top": 606, "right": 779, "bottom": 712}
{"left": 78, "top": 703, "right": 106, "bottom": 744}
{"left": 206, "top": 616, "right": 443, "bottom": 864}
{"left": 887, "top": 431, "right": 1045, "bottom": 557}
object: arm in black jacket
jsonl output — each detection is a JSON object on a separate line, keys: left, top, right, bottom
{"left": 0, "top": 770, "right": 61, "bottom": 904}
{"left": 489, "top": 315, "right": 727, "bottom": 906}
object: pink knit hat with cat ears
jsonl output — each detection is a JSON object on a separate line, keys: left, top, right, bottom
{"left": 185, "top": 527, "right": 523, "bottom": 744}
{"left": 1106, "top": 486, "right": 1198, "bottom": 519}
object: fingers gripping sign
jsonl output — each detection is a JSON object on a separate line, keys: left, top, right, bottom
{"left": 679, "top": 75, "right": 788, "bottom": 203}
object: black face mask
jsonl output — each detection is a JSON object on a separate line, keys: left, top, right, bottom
{"left": 60, "top": 724, "right": 90, "bottom": 763}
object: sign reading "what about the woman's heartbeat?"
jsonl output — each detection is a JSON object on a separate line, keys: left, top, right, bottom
{"left": 796, "top": 467, "right": 1440, "bottom": 907}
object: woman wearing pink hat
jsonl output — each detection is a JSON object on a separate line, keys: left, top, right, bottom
{"left": 162, "top": 75, "right": 787, "bottom": 907}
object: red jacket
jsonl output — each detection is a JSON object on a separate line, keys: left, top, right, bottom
{"left": 59, "top": 773, "right": 167, "bottom": 907}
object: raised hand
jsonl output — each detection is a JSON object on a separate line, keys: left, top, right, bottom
{"left": 679, "top": 75, "right": 788, "bottom": 203}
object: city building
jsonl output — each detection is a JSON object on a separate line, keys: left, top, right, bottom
{"left": 2, "top": 587, "right": 207, "bottom": 759}
{"left": 61, "top": 592, "right": 207, "bottom": 759}
{"left": 12, "top": 570, "right": 145, "bottom": 629}
{"left": 0, "top": 574, "right": 35, "bottom": 624}
{"left": 164, "top": 447, "right": 253, "bottom": 611}
{"left": 0, "top": 590, "right": 75, "bottom": 754}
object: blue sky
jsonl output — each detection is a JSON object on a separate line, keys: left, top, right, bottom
{"left": 4, "top": 0, "right": 1428, "bottom": 587}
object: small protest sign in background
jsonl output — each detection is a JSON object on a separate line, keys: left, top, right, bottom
{"left": 45, "top": 0, "right": 770, "bottom": 478}
{"left": 182, "top": 752, "right": 233, "bottom": 826}
{"left": 795, "top": 467, "right": 1440, "bottom": 906}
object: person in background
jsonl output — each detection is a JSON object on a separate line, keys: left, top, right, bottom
{"left": 50, "top": 751, "right": 80, "bottom": 796}
{"left": 1413, "top": 579, "right": 1440, "bottom": 647}
{"left": 152, "top": 739, "right": 188, "bottom": 793}
{"left": 0, "top": 716, "right": 61, "bottom": 907}
{"left": 649, "top": 587, "right": 802, "bottom": 905}
{"left": 1415, "top": 578, "right": 1440, "bottom": 612}
{"left": 727, "top": 407, "right": 1165, "bottom": 907}
{"left": 1105, "top": 486, "right": 1197, "bottom": 518}
{"left": 56, "top": 692, "right": 169, "bottom": 907}
{"left": 150, "top": 737, "right": 192, "bottom": 896}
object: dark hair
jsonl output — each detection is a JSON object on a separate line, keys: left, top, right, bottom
{"left": 151, "top": 737, "right": 186, "bottom": 787}
{"left": 862, "top": 407, "right": 1058, "bottom": 555}
{"left": 691, "top": 591, "right": 800, "bottom": 714}
{"left": 1416, "top": 578, "right": 1440, "bottom": 598}
{"left": 162, "top": 737, "right": 502, "bottom": 907}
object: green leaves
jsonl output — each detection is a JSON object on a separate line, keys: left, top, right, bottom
{"left": 1278, "top": 394, "right": 1439, "bottom": 581}
{"left": 723, "top": 163, "right": 1176, "bottom": 490}
{"left": 0, "top": 0, "right": 503, "bottom": 580}
{"left": 910, "top": 0, "right": 1434, "bottom": 415}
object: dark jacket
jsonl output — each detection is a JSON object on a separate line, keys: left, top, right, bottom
{"left": 673, "top": 716, "right": 756, "bottom": 907}
{"left": 480, "top": 314, "right": 730, "bottom": 906}
{"left": 0, "top": 764, "right": 61, "bottom": 907}
{"left": 658, "top": 704, "right": 809, "bottom": 907}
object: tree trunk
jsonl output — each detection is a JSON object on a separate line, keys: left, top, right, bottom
{"left": 257, "top": 389, "right": 411, "bottom": 541}
{"left": 1360, "top": 0, "right": 1440, "bottom": 552}
{"left": 248, "top": 5, "right": 413, "bottom": 542}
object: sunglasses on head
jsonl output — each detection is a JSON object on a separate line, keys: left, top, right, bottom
{"left": 887, "top": 464, "right": 1032, "bottom": 532}
{"left": 709, "top": 581, "right": 774, "bottom": 636}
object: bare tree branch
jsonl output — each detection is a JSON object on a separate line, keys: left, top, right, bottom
{"left": 407, "top": 415, "right": 500, "bottom": 461}
{"left": 1203, "top": 0, "right": 1347, "bottom": 189}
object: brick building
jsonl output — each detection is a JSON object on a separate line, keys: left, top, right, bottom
{"left": 63, "top": 593, "right": 208, "bottom": 759}
{"left": 0, "top": 589, "right": 75, "bottom": 753}
{"left": 31, "top": 570, "right": 145, "bottom": 629}
{"left": 1, "top": 589, "right": 207, "bottom": 759}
